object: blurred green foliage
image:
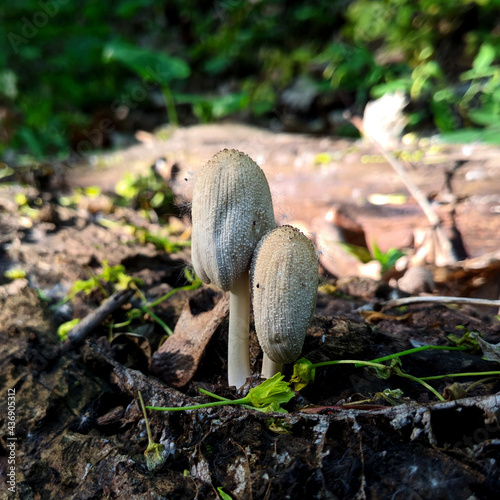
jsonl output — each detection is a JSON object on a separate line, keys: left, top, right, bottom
{"left": 1, "top": 0, "right": 499, "bottom": 159}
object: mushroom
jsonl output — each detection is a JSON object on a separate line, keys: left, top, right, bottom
{"left": 191, "top": 149, "right": 275, "bottom": 388}
{"left": 250, "top": 225, "right": 318, "bottom": 379}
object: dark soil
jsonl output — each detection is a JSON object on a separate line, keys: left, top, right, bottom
{"left": 1, "top": 125, "right": 500, "bottom": 499}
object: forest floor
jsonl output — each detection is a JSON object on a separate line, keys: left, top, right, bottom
{"left": 1, "top": 123, "right": 500, "bottom": 499}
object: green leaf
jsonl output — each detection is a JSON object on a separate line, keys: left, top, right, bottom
{"left": 211, "top": 92, "right": 248, "bottom": 119}
{"left": 259, "top": 401, "right": 289, "bottom": 413}
{"left": 468, "top": 109, "right": 500, "bottom": 128}
{"left": 4, "top": 269, "right": 26, "bottom": 280}
{"left": 338, "top": 243, "right": 373, "bottom": 264}
{"left": 370, "top": 241, "right": 404, "bottom": 272}
{"left": 144, "top": 441, "right": 166, "bottom": 471}
{"left": 473, "top": 43, "right": 496, "bottom": 73}
{"left": 116, "top": 0, "right": 154, "bottom": 18}
{"left": 373, "top": 359, "right": 398, "bottom": 380}
{"left": 146, "top": 375, "right": 294, "bottom": 413}
{"left": 137, "top": 390, "right": 166, "bottom": 471}
{"left": 266, "top": 417, "right": 293, "bottom": 434}
{"left": 103, "top": 40, "right": 190, "bottom": 84}
{"left": 84, "top": 186, "right": 102, "bottom": 198}
{"left": 469, "top": 332, "right": 500, "bottom": 364}
{"left": 17, "top": 127, "right": 44, "bottom": 158}
{"left": 441, "top": 128, "right": 500, "bottom": 145}
{"left": 290, "top": 357, "right": 316, "bottom": 391}
{"left": 0, "top": 165, "right": 14, "bottom": 180}
{"left": 246, "top": 373, "right": 295, "bottom": 408}
{"left": 101, "top": 262, "right": 125, "bottom": 282}
{"left": 371, "top": 78, "right": 412, "bottom": 99}
{"left": 70, "top": 277, "right": 100, "bottom": 296}
{"left": 448, "top": 328, "right": 482, "bottom": 354}
{"left": 115, "top": 172, "right": 139, "bottom": 200}
{"left": 217, "top": 487, "right": 233, "bottom": 500}
{"left": 57, "top": 318, "right": 80, "bottom": 342}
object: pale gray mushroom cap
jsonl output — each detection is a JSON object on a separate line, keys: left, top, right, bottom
{"left": 191, "top": 149, "right": 275, "bottom": 291}
{"left": 250, "top": 225, "right": 318, "bottom": 364}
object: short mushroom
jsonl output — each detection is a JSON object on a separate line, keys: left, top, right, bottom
{"left": 191, "top": 149, "right": 275, "bottom": 389}
{"left": 250, "top": 225, "right": 318, "bottom": 379}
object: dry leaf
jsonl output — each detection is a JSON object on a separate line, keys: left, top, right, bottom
{"left": 360, "top": 310, "right": 412, "bottom": 325}
{"left": 470, "top": 332, "right": 500, "bottom": 364}
{"left": 150, "top": 291, "right": 229, "bottom": 387}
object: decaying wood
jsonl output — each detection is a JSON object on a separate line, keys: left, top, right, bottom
{"left": 87, "top": 339, "right": 500, "bottom": 450}
{"left": 85, "top": 341, "right": 195, "bottom": 408}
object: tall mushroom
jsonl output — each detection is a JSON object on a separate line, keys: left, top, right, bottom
{"left": 191, "top": 149, "right": 275, "bottom": 389}
{"left": 250, "top": 225, "right": 318, "bottom": 379}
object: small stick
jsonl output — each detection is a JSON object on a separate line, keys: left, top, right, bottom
{"left": 347, "top": 113, "right": 458, "bottom": 263}
{"left": 383, "top": 295, "right": 500, "bottom": 310}
{"left": 65, "top": 289, "right": 135, "bottom": 347}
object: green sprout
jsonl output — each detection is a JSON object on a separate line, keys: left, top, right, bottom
{"left": 14, "top": 192, "right": 40, "bottom": 219}
{"left": 217, "top": 487, "right": 233, "bottom": 500}
{"left": 58, "top": 186, "right": 102, "bottom": 208}
{"left": 343, "top": 388, "right": 405, "bottom": 407}
{"left": 114, "top": 267, "right": 202, "bottom": 336}
{"left": 55, "top": 261, "right": 142, "bottom": 307}
{"left": 448, "top": 326, "right": 483, "bottom": 354}
{"left": 290, "top": 358, "right": 316, "bottom": 392}
{"left": 370, "top": 241, "right": 405, "bottom": 273}
{"left": 99, "top": 218, "right": 190, "bottom": 254}
{"left": 56, "top": 261, "right": 201, "bottom": 339}
{"left": 291, "top": 344, "right": 475, "bottom": 402}
{"left": 420, "top": 371, "right": 500, "bottom": 381}
{"left": 114, "top": 169, "right": 175, "bottom": 216}
{"left": 266, "top": 417, "right": 293, "bottom": 434}
{"left": 338, "top": 240, "right": 405, "bottom": 273}
{"left": 146, "top": 373, "right": 295, "bottom": 413}
{"left": 4, "top": 269, "right": 26, "bottom": 280}
{"left": 137, "top": 390, "right": 166, "bottom": 471}
{"left": 57, "top": 318, "right": 80, "bottom": 342}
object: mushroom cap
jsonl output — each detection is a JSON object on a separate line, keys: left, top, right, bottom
{"left": 191, "top": 149, "right": 275, "bottom": 291}
{"left": 250, "top": 225, "right": 318, "bottom": 364}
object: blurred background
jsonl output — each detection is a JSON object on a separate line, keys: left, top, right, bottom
{"left": 1, "top": 0, "right": 499, "bottom": 163}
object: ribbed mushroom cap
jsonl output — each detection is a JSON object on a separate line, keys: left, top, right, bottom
{"left": 250, "top": 225, "right": 318, "bottom": 364}
{"left": 191, "top": 149, "right": 275, "bottom": 291}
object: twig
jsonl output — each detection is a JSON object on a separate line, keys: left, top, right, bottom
{"left": 383, "top": 295, "right": 500, "bottom": 310}
{"left": 65, "top": 289, "right": 135, "bottom": 347}
{"left": 347, "top": 113, "right": 458, "bottom": 263}
{"left": 347, "top": 114, "right": 439, "bottom": 225}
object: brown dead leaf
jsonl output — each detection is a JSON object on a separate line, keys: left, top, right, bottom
{"left": 150, "top": 290, "right": 229, "bottom": 388}
{"left": 432, "top": 250, "right": 500, "bottom": 301}
{"left": 360, "top": 310, "right": 412, "bottom": 325}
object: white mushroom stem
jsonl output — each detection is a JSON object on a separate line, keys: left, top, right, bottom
{"left": 261, "top": 355, "right": 283, "bottom": 379}
{"left": 191, "top": 149, "right": 276, "bottom": 390}
{"left": 228, "top": 272, "right": 252, "bottom": 389}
